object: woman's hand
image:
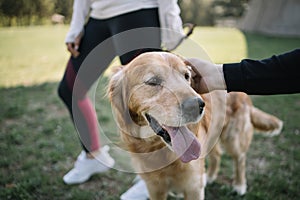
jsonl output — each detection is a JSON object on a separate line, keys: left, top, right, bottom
{"left": 66, "top": 33, "right": 83, "bottom": 58}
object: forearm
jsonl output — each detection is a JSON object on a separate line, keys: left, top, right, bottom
{"left": 65, "top": 0, "right": 91, "bottom": 43}
{"left": 223, "top": 49, "right": 300, "bottom": 95}
{"left": 157, "top": 0, "right": 184, "bottom": 50}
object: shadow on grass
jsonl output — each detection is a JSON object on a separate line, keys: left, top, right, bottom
{"left": 0, "top": 81, "right": 135, "bottom": 200}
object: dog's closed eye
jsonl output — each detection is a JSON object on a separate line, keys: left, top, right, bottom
{"left": 145, "top": 76, "right": 162, "bottom": 86}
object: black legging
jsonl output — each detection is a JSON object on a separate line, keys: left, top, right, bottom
{"left": 58, "top": 8, "right": 161, "bottom": 152}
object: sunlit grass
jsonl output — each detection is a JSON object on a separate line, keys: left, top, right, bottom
{"left": 0, "top": 26, "right": 249, "bottom": 87}
{"left": 1, "top": 26, "right": 300, "bottom": 88}
{"left": 0, "top": 25, "right": 69, "bottom": 87}
{"left": 190, "top": 27, "right": 248, "bottom": 63}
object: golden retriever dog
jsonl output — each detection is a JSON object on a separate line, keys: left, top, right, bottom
{"left": 108, "top": 52, "right": 283, "bottom": 199}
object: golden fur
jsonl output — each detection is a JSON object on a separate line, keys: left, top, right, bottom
{"left": 108, "top": 52, "right": 283, "bottom": 199}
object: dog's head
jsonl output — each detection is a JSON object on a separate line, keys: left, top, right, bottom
{"left": 108, "top": 52, "right": 205, "bottom": 162}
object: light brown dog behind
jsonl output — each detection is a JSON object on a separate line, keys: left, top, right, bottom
{"left": 206, "top": 92, "right": 283, "bottom": 195}
{"left": 108, "top": 52, "right": 282, "bottom": 199}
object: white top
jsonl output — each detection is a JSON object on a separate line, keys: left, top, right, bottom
{"left": 65, "top": 0, "right": 184, "bottom": 51}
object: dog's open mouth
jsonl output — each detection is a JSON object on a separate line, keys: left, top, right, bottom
{"left": 145, "top": 113, "right": 201, "bottom": 163}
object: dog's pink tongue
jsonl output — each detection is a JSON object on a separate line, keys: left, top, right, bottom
{"left": 164, "top": 126, "right": 201, "bottom": 163}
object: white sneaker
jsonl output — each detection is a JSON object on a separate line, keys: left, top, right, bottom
{"left": 120, "top": 176, "right": 149, "bottom": 200}
{"left": 63, "top": 145, "right": 115, "bottom": 185}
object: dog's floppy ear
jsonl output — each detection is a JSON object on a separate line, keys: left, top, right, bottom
{"left": 108, "top": 66, "right": 134, "bottom": 126}
{"left": 184, "top": 59, "right": 204, "bottom": 94}
{"left": 107, "top": 66, "right": 125, "bottom": 113}
{"left": 173, "top": 54, "right": 202, "bottom": 93}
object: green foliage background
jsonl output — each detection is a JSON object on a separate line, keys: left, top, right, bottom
{"left": 0, "top": 0, "right": 248, "bottom": 26}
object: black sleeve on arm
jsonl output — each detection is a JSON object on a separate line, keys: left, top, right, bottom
{"left": 223, "top": 49, "right": 300, "bottom": 95}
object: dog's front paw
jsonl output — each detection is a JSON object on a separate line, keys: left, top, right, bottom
{"left": 206, "top": 174, "right": 217, "bottom": 184}
{"left": 202, "top": 173, "right": 207, "bottom": 187}
{"left": 233, "top": 184, "right": 247, "bottom": 196}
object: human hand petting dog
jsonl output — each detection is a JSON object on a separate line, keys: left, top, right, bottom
{"left": 186, "top": 58, "right": 226, "bottom": 94}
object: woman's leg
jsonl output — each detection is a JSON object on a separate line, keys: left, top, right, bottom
{"left": 58, "top": 18, "right": 115, "bottom": 153}
{"left": 58, "top": 18, "right": 116, "bottom": 185}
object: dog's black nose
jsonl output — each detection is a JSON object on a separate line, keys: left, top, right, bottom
{"left": 197, "top": 98, "right": 205, "bottom": 109}
{"left": 181, "top": 97, "right": 205, "bottom": 118}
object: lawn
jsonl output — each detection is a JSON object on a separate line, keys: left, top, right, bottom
{"left": 0, "top": 25, "right": 299, "bottom": 199}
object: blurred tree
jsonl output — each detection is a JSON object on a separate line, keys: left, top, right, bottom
{"left": 178, "top": 0, "right": 249, "bottom": 26}
{"left": 179, "top": 0, "right": 214, "bottom": 26}
{"left": 0, "top": 0, "right": 249, "bottom": 27}
{"left": 210, "top": 0, "right": 249, "bottom": 18}
{"left": 0, "top": 0, "right": 27, "bottom": 25}
{"left": 53, "top": 0, "right": 73, "bottom": 23}
{"left": 35, "top": 0, "right": 54, "bottom": 17}
{"left": 0, "top": 0, "right": 72, "bottom": 26}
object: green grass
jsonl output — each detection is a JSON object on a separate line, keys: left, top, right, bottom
{"left": 0, "top": 25, "right": 300, "bottom": 199}
{"left": 0, "top": 25, "right": 69, "bottom": 87}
